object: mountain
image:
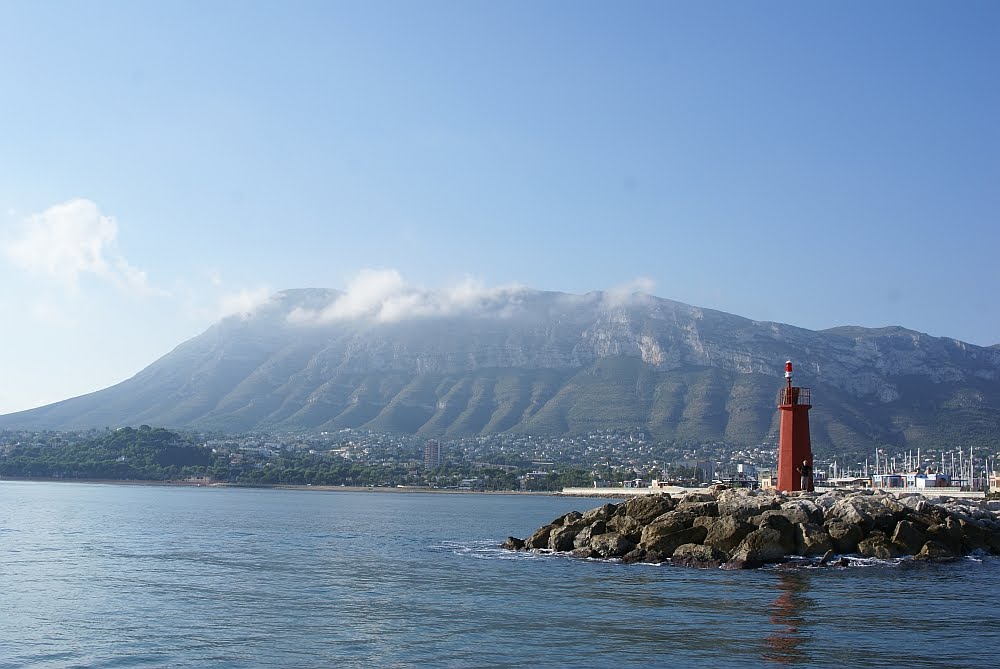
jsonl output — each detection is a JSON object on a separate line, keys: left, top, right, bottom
{"left": 2, "top": 288, "right": 998, "bottom": 454}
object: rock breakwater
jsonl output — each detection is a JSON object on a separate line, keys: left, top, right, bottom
{"left": 502, "top": 487, "right": 1000, "bottom": 568}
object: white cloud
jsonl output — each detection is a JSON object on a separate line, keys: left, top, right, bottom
{"left": 3, "top": 198, "right": 159, "bottom": 295}
{"left": 323, "top": 268, "right": 408, "bottom": 321}
{"left": 289, "top": 269, "right": 530, "bottom": 324}
{"left": 603, "top": 276, "right": 656, "bottom": 307}
{"left": 218, "top": 286, "right": 273, "bottom": 319}
{"left": 114, "top": 257, "right": 157, "bottom": 294}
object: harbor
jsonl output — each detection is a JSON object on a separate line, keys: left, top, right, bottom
{"left": 564, "top": 360, "right": 996, "bottom": 501}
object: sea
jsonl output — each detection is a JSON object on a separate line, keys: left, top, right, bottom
{"left": 1, "top": 481, "right": 997, "bottom": 669}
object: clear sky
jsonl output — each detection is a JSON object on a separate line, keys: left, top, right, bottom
{"left": 0, "top": 1, "right": 997, "bottom": 414}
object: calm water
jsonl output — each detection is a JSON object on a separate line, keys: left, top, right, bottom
{"left": 1, "top": 482, "right": 997, "bottom": 668}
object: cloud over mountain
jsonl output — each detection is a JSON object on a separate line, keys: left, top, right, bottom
{"left": 287, "top": 269, "right": 532, "bottom": 324}
{"left": 283, "top": 270, "right": 660, "bottom": 325}
{"left": 218, "top": 286, "right": 274, "bottom": 320}
{"left": 3, "top": 286, "right": 998, "bottom": 455}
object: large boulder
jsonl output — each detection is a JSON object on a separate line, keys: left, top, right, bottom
{"left": 589, "top": 532, "right": 636, "bottom": 559}
{"left": 905, "top": 510, "right": 944, "bottom": 532}
{"left": 796, "top": 523, "right": 834, "bottom": 556}
{"left": 671, "top": 543, "right": 728, "bottom": 568}
{"left": 647, "top": 509, "right": 699, "bottom": 530}
{"left": 915, "top": 540, "right": 957, "bottom": 561}
{"left": 640, "top": 526, "right": 708, "bottom": 556}
{"left": 678, "top": 491, "right": 716, "bottom": 504}
{"left": 891, "top": 520, "right": 927, "bottom": 555}
{"left": 717, "top": 489, "right": 782, "bottom": 520}
{"left": 641, "top": 549, "right": 668, "bottom": 564}
{"left": 548, "top": 524, "right": 583, "bottom": 552}
{"left": 878, "top": 495, "right": 909, "bottom": 521}
{"left": 581, "top": 503, "right": 619, "bottom": 524}
{"left": 826, "top": 493, "right": 901, "bottom": 534}
{"left": 988, "top": 525, "right": 1000, "bottom": 555}
{"left": 858, "top": 531, "right": 903, "bottom": 559}
{"left": 698, "top": 515, "right": 754, "bottom": 554}
{"left": 560, "top": 511, "right": 584, "bottom": 526}
{"left": 606, "top": 514, "right": 643, "bottom": 541}
{"left": 620, "top": 494, "right": 675, "bottom": 525}
{"left": 897, "top": 494, "right": 929, "bottom": 513}
{"left": 501, "top": 536, "right": 525, "bottom": 550}
{"left": 759, "top": 514, "right": 798, "bottom": 555}
{"left": 621, "top": 548, "right": 648, "bottom": 564}
{"left": 826, "top": 496, "right": 872, "bottom": 532}
{"left": 641, "top": 517, "right": 689, "bottom": 546}
{"left": 675, "top": 500, "right": 719, "bottom": 518}
{"left": 958, "top": 518, "right": 992, "bottom": 553}
{"left": 728, "top": 528, "right": 786, "bottom": 567}
{"left": 780, "top": 499, "right": 824, "bottom": 525}
{"left": 525, "top": 524, "right": 557, "bottom": 550}
{"left": 825, "top": 520, "right": 863, "bottom": 554}
{"left": 925, "top": 518, "right": 964, "bottom": 553}
{"left": 942, "top": 501, "right": 993, "bottom": 524}
{"left": 813, "top": 489, "right": 850, "bottom": 513}
{"left": 573, "top": 522, "right": 606, "bottom": 549}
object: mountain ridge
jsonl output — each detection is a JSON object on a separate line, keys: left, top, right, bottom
{"left": 2, "top": 288, "right": 998, "bottom": 454}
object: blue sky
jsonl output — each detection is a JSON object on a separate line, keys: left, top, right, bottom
{"left": 0, "top": 1, "right": 997, "bottom": 414}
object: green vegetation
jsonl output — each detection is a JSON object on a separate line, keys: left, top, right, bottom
{"left": 0, "top": 427, "right": 592, "bottom": 490}
{"left": 0, "top": 426, "right": 212, "bottom": 480}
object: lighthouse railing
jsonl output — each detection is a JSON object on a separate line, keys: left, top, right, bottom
{"left": 778, "top": 387, "right": 810, "bottom": 406}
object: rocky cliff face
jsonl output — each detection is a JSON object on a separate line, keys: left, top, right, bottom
{"left": 2, "top": 288, "right": 998, "bottom": 452}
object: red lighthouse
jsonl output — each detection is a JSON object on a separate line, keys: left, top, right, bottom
{"left": 777, "top": 360, "right": 813, "bottom": 492}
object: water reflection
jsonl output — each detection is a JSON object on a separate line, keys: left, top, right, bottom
{"left": 762, "top": 571, "right": 812, "bottom": 665}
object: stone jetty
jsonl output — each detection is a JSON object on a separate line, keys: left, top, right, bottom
{"left": 502, "top": 487, "right": 1000, "bottom": 568}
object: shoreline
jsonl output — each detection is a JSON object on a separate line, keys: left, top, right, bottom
{"left": 0, "top": 477, "right": 556, "bottom": 495}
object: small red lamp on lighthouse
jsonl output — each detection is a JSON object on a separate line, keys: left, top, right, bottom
{"left": 776, "top": 360, "right": 813, "bottom": 492}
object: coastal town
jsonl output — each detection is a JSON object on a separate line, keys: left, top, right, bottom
{"left": 2, "top": 424, "right": 998, "bottom": 496}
